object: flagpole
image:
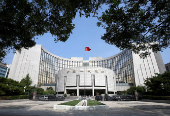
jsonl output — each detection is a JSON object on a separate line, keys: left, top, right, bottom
{"left": 84, "top": 47, "right": 91, "bottom": 98}
{"left": 84, "top": 47, "right": 85, "bottom": 97}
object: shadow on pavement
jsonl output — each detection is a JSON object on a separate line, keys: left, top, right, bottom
{"left": 141, "top": 100, "right": 170, "bottom": 104}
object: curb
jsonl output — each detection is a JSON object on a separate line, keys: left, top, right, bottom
{"left": 53, "top": 104, "right": 109, "bottom": 110}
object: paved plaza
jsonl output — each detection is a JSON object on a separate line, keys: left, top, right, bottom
{"left": 0, "top": 99, "right": 170, "bottom": 116}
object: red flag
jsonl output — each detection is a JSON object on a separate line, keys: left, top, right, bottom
{"left": 85, "top": 47, "right": 91, "bottom": 51}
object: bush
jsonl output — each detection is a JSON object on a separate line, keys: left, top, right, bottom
{"left": 142, "top": 95, "right": 170, "bottom": 100}
{"left": 36, "top": 88, "right": 44, "bottom": 95}
{"left": 142, "top": 95, "right": 152, "bottom": 99}
{"left": 145, "top": 71, "right": 170, "bottom": 96}
{"left": 0, "top": 95, "right": 29, "bottom": 100}
{"left": 43, "top": 90, "right": 56, "bottom": 95}
{"left": 64, "top": 94, "right": 67, "bottom": 97}
{"left": 0, "top": 96, "right": 11, "bottom": 100}
{"left": 0, "top": 77, "right": 24, "bottom": 96}
{"left": 127, "top": 86, "right": 145, "bottom": 95}
{"left": 11, "top": 95, "right": 29, "bottom": 99}
{"left": 46, "top": 87, "right": 53, "bottom": 91}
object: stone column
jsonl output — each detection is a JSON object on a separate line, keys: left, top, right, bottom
{"left": 105, "top": 75, "right": 108, "bottom": 94}
{"left": 92, "top": 74, "right": 94, "bottom": 96}
{"left": 77, "top": 89, "right": 79, "bottom": 96}
{"left": 64, "top": 83, "right": 66, "bottom": 94}
{"left": 64, "top": 76, "right": 67, "bottom": 94}
{"left": 77, "top": 75, "right": 79, "bottom": 96}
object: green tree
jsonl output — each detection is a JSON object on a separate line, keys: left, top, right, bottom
{"left": 136, "top": 86, "right": 145, "bottom": 95}
{"left": 1, "top": 0, "right": 170, "bottom": 61}
{"left": 127, "top": 86, "right": 145, "bottom": 96}
{"left": 26, "top": 86, "right": 44, "bottom": 95}
{"left": 0, "top": 77, "right": 24, "bottom": 95}
{"left": 42, "top": 86, "right": 56, "bottom": 95}
{"left": 145, "top": 71, "right": 170, "bottom": 96}
{"left": 97, "top": 0, "right": 170, "bottom": 58}
{"left": 20, "top": 74, "right": 32, "bottom": 87}
{"left": 27, "top": 86, "right": 36, "bottom": 94}
{"left": 0, "top": 77, "right": 8, "bottom": 95}
{"left": 0, "top": 0, "right": 104, "bottom": 61}
{"left": 46, "top": 87, "right": 53, "bottom": 91}
{"left": 20, "top": 74, "right": 32, "bottom": 93}
{"left": 36, "top": 88, "right": 44, "bottom": 95}
{"left": 127, "top": 86, "right": 136, "bottom": 95}
{"left": 43, "top": 90, "right": 56, "bottom": 95}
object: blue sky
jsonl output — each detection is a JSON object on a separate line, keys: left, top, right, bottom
{"left": 3, "top": 5, "right": 170, "bottom": 65}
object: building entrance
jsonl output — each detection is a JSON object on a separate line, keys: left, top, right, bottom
{"left": 94, "top": 89, "right": 105, "bottom": 96}
{"left": 79, "top": 89, "right": 92, "bottom": 96}
{"left": 67, "top": 89, "right": 77, "bottom": 96}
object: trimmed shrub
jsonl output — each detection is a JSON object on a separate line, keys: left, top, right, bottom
{"left": 64, "top": 94, "right": 67, "bottom": 97}
{"left": 142, "top": 95, "right": 152, "bottom": 99}
{"left": 142, "top": 95, "right": 170, "bottom": 100}
{"left": 0, "top": 96, "right": 11, "bottom": 100}
{"left": 0, "top": 95, "right": 29, "bottom": 100}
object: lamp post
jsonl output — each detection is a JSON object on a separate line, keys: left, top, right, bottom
{"left": 135, "top": 90, "right": 138, "bottom": 101}
{"left": 145, "top": 86, "right": 147, "bottom": 92}
{"left": 161, "top": 83, "right": 164, "bottom": 89}
{"left": 24, "top": 86, "right": 26, "bottom": 93}
{"left": 57, "top": 77, "right": 59, "bottom": 96}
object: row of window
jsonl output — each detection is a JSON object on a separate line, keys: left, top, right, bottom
{"left": 0, "top": 70, "right": 6, "bottom": 73}
{"left": 38, "top": 49, "right": 135, "bottom": 85}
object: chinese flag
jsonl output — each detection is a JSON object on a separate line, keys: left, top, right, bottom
{"left": 85, "top": 47, "right": 91, "bottom": 51}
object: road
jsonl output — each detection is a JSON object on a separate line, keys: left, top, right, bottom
{"left": 0, "top": 99, "right": 170, "bottom": 116}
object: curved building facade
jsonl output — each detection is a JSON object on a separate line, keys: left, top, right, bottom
{"left": 8, "top": 45, "right": 166, "bottom": 96}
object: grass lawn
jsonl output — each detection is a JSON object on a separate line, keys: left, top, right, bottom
{"left": 87, "top": 100, "right": 105, "bottom": 106}
{"left": 58, "top": 100, "right": 81, "bottom": 106}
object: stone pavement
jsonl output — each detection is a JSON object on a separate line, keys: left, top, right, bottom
{"left": 0, "top": 99, "right": 170, "bottom": 116}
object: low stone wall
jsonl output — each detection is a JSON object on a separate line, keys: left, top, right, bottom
{"left": 54, "top": 100, "right": 109, "bottom": 110}
{"left": 53, "top": 104, "right": 109, "bottom": 110}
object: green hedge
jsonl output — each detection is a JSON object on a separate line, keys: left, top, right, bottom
{"left": 142, "top": 95, "right": 170, "bottom": 100}
{"left": 0, "top": 95, "right": 29, "bottom": 100}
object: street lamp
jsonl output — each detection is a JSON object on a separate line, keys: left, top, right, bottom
{"left": 145, "top": 86, "right": 147, "bottom": 92}
{"left": 57, "top": 77, "right": 59, "bottom": 96}
{"left": 24, "top": 86, "right": 26, "bottom": 93}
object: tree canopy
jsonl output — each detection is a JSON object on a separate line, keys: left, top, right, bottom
{"left": 43, "top": 90, "right": 56, "bottom": 95}
{"left": 0, "top": 77, "right": 24, "bottom": 95}
{"left": 46, "top": 87, "right": 53, "bottom": 91}
{"left": 1, "top": 0, "right": 170, "bottom": 61}
{"left": 20, "top": 74, "right": 32, "bottom": 88}
{"left": 127, "top": 86, "right": 145, "bottom": 95}
{"left": 97, "top": 0, "right": 170, "bottom": 57}
{"left": 0, "top": 0, "right": 103, "bottom": 61}
{"left": 145, "top": 71, "right": 170, "bottom": 96}
{"left": 36, "top": 88, "right": 44, "bottom": 95}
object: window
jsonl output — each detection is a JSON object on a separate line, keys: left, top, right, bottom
{"left": 83, "top": 62, "right": 89, "bottom": 67}
{"left": 166, "top": 66, "right": 169, "bottom": 71}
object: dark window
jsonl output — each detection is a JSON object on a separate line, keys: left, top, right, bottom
{"left": 166, "top": 66, "right": 169, "bottom": 71}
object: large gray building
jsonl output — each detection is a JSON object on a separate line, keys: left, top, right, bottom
{"left": 165, "top": 62, "right": 170, "bottom": 72}
{"left": 0, "top": 62, "right": 7, "bottom": 77}
{"left": 8, "top": 45, "right": 166, "bottom": 96}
